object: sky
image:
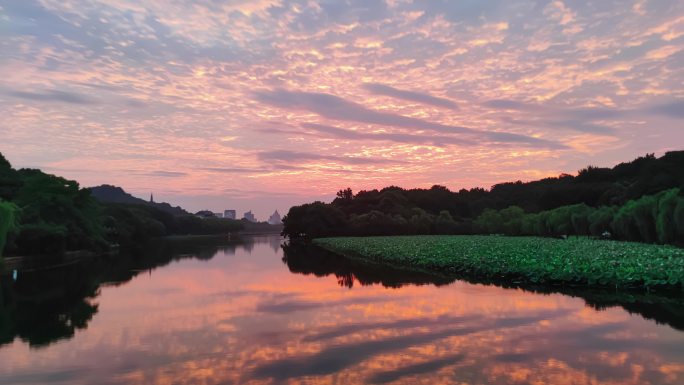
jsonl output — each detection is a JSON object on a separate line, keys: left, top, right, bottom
{"left": 1, "top": 0, "right": 683, "bottom": 219}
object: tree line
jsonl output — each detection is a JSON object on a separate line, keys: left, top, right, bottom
{"left": 0, "top": 153, "right": 243, "bottom": 257}
{"left": 282, "top": 151, "right": 684, "bottom": 245}
{"left": 474, "top": 188, "right": 684, "bottom": 244}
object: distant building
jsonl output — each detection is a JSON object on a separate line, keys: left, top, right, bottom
{"left": 224, "top": 210, "right": 236, "bottom": 220}
{"left": 243, "top": 210, "right": 257, "bottom": 222}
{"left": 213, "top": 212, "right": 223, "bottom": 218}
{"left": 268, "top": 210, "right": 282, "bottom": 225}
{"left": 150, "top": 193, "right": 154, "bottom": 203}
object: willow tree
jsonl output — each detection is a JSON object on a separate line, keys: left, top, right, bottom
{"left": 0, "top": 200, "right": 17, "bottom": 257}
{"left": 655, "top": 188, "right": 680, "bottom": 244}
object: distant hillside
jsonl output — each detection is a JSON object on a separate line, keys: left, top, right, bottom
{"left": 89, "top": 184, "right": 188, "bottom": 216}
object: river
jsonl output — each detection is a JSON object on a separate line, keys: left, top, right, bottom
{"left": 1, "top": 234, "right": 683, "bottom": 384}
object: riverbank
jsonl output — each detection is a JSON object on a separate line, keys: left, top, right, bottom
{"left": 312, "top": 235, "right": 684, "bottom": 290}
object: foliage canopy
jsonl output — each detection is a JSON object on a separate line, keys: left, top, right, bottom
{"left": 283, "top": 152, "right": 684, "bottom": 246}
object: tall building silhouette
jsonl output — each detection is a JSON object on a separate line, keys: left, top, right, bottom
{"left": 268, "top": 210, "right": 282, "bottom": 225}
{"left": 243, "top": 210, "right": 256, "bottom": 222}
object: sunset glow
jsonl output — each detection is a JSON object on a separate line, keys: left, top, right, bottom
{"left": 2, "top": 0, "right": 684, "bottom": 216}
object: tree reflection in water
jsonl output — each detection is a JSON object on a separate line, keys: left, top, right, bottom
{"left": 281, "top": 242, "right": 684, "bottom": 331}
{"left": 1, "top": 236, "right": 683, "bottom": 351}
{"left": 0, "top": 236, "right": 257, "bottom": 348}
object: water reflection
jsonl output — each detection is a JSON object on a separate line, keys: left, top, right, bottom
{"left": 0, "top": 236, "right": 257, "bottom": 348}
{"left": 0, "top": 235, "right": 682, "bottom": 385}
{"left": 283, "top": 243, "right": 684, "bottom": 331}
{"left": 282, "top": 242, "right": 455, "bottom": 288}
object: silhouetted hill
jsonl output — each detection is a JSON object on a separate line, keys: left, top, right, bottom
{"left": 89, "top": 184, "right": 188, "bottom": 216}
{"left": 89, "top": 185, "right": 145, "bottom": 205}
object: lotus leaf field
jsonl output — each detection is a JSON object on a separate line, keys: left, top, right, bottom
{"left": 312, "top": 235, "right": 684, "bottom": 290}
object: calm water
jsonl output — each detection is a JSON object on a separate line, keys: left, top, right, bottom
{"left": 1, "top": 235, "right": 683, "bottom": 385}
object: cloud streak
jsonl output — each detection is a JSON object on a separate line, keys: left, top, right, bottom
{"left": 649, "top": 100, "right": 684, "bottom": 119}
{"left": 144, "top": 170, "right": 188, "bottom": 178}
{"left": 5, "top": 89, "right": 97, "bottom": 105}
{"left": 485, "top": 99, "right": 620, "bottom": 135}
{"left": 362, "top": 83, "right": 459, "bottom": 110}
{"left": 301, "top": 123, "right": 474, "bottom": 146}
{"left": 487, "top": 98, "right": 684, "bottom": 135}
{"left": 257, "top": 150, "right": 397, "bottom": 165}
{"left": 255, "top": 89, "right": 566, "bottom": 149}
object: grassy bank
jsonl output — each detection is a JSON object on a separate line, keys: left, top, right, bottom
{"left": 312, "top": 235, "right": 684, "bottom": 290}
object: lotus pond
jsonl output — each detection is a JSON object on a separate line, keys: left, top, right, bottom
{"left": 313, "top": 235, "right": 684, "bottom": 289}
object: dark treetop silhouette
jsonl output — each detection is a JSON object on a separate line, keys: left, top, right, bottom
{"left": 0, "top": 153, "right": 243, "bottom": 257}
{"left": 282, "top": 151, "right": 684, "bottom": 245}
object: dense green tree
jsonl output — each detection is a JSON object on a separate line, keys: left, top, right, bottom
{"left": 0, "top": 154, "right": 22, "bottom": 201}
{"left": 569, "top": 204, "right": 592, "bottom": 235}
{"left": 0, "top": 200, "right": 17, "bottom": 257}
{"left": 521, "top": 213, "right": 540, "bottom": 235}
{"left": 0, "top": 152, "right": 245, "bottom": 256}
{"left": 285, "top": 151, "right": 684, "bottom": 242}
{"left": 473, "top": 208, "right": 502, "bottom": 234}
{"left": 675, "top": 198, "right": 684, "bottom": 243}
{"left": 612, "top": 195, "right": 658, "bottom": 242}
{"left": 408, "top": 208, "right": 434, "bottom": 234}
{"left": 655, "top": 189, "right": 680, "bottom": 244}
{"left": 9, "top": 169, "right": 108, "bottom": 254}
{"left": 470, "top": 191, "right": 682, "bottom": 244}
{"left": 499, "top": 206, "right": 525, "bottom": 235}
{"left": 348, "top": 211, "right": 409, "bottom": 236}
{"left": 281, "top": 202, "right": 347, "bottom": 240}
{"left": 546, "top": 206, "right": 571, "bottom": 235}
{"left": 103, "top": 204, "right": 243, "bottom": 247}
{"left": 434, "top": 210, "right": 460, "bottom": 234}
{"left": 588, "top": 206, "right": 615, "bottom": 236}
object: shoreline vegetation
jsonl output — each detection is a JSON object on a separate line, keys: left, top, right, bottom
{"left": 282, "top": 152, "right": 684, "bottom": 246}
{"left": 0, "top": 152, "right": 280, "bottom": 261}
{"left": 283, "top": 242, "right": 684, "bottom": 330}
{"left": 313, "top": 235, "right": 684, "bottom": 291}
{"left": 282, "top": 151, "right": 684, "bottom": 294}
